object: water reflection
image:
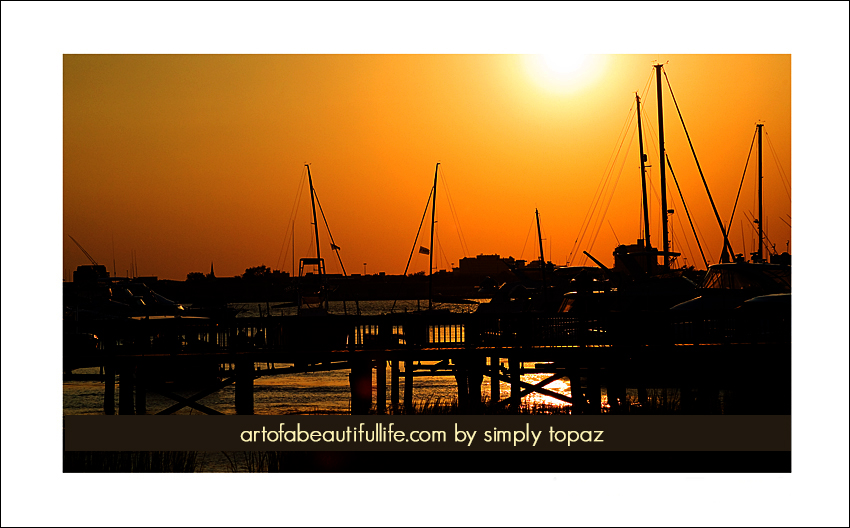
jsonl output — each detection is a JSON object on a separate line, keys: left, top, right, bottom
{"left": 65, "top": 363, "right": 733, "bottom": 415}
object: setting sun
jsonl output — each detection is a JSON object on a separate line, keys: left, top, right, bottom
{"left": 543, "top": 53, "right": 588, "bottom": 77}
{"left": 524, "top": 53, "right": 607, "bottom": 93}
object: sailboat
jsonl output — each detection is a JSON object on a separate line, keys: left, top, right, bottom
{"left": 611, "top": 65, "right": 682, "bottom": 278}
{"left": 561, "top": 65, "right": 709, "bottom": 314}
{"left": 393, "top": 163, "right": 445, "bottom": 313}
{"left": 296, "top": 164, "right": 331, "bottom": 316}
{"left": 475, "top": 208, "right": 564, "bottom": 314}
{"left": 285, "top": 165, "right": 353, "bottom": 355}
{"left": 671, "top": 122, "right": 791, "bottom": 314}
{"left": 417, "top": 163, "right": 478, "bottom": 311}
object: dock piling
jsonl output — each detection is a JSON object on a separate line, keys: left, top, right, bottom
{"left": 490, "top": 354, "right": 500, "bottom": 405}
{"left": 349, "top": 360, "right": 372, "bottom": 415}
{"left": 103, "top": 364, "right": 115, "bottom": 415}
{"left": 568, "top": 370, "right": 584, "bottom": 414}
{"left": 454, "top": 358, "right": 469, "bottom": 411}
{"left": 404, "top": 358, "right": 413, "bottom": 414}
{"left": 235, "top": 358, "right": 254, "bottom": 415}
{"left": 509, "top": 357, "right": 521, "bottom": 412}
{"left": 391, "top": 360, "right": 400, "bottom": 413}
{"left": 605, "top": 370, "right": 627, "bottom": 414}
{"left": 118, "top": 364, "right": 134, "bottom": 415}
{"left": 376, "top": 360, "right": 387, "bottom": 414}
{"left": 586, "top": 369, "right": 601, "bottom": 414}
{"left": 637, "top": 386, "right": 648, "bottom": 412}
{"left": 468, "top": 355, "right": 484, "bottom": 412}
{"left": 135, "top": 368, "right": 146, "bottom": 415}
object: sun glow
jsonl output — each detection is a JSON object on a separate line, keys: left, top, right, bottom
{"left": 543, "top": 53, "right": 589, "bottom": 77}
{"left": 525, "top": 53, "right": 606, "bottom": 93}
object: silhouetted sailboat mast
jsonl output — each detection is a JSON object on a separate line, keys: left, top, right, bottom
{"left": 535, "top": 208, "right": 548, "bottom": 305}
{"left": 636, "top": 92, "right": 652, "bottom": 252}
{"left": 428, "top": 162, "right": 439, "bottom": 311}
{"left": 297, "top": 164, "right": 359, "bottom": 315}
{"left": 296, "top": 164, "right": 328, "bottom": 315}
{"left": 654, "top": 64, "right": 671, "bottom": 269}
{"left": 391, "top": 163, "right": 441, "bottom": 314}
{"left": 756, "top": 122, "right": 764, "bottom": 262}
{"left": 728, "top": 122, "right": 768, "bottom": 262}
{"left": 307, "top": 164, "right": 322, "bottom": 273}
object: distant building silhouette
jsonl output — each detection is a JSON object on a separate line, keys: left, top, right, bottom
{"left": 455, "top": 254, "right": 516, "bottom": 275}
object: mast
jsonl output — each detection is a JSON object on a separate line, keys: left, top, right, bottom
{"left": 536, "top": 208, "right": 546, "bottom": 267}
{"left": 636, "top": 93, "right": 652, "bottom": 251}
{"left": 306, "top": 164, "right": 322, "bottom": 273}
{"left": 757, "top": 123, "right": 764, "bottom": 262}
{"left": 655, "top": 64, "right": 670, "bottom": 268}
{"left": 428, "top": 162, "right": 439, "bottom": 310}
{"left": 536, "top": 208, "right": 548, "bottom": 304}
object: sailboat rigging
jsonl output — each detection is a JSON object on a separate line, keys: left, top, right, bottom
{"left": 723, "top": 122, "right": 789, "bottom": 264}
{"left": 636, "top": 92, "right": 652, "bottom": 256}
{"left": 296, "top": 165, "right": 328, "bottom": 315}
{"left": 291, "top": 164, "right": 359, "bottom": 316}
{"left": 394, "top": 162, "right": 467, "bottom": 313}
{"left": 622, "top": 89, "right": 682, "bottom": 277}
{"left": 575, "top": 64, "right": 767, "bottom": 274}
{"left": 668, "top": 99, "right": 790, "bottom": 314}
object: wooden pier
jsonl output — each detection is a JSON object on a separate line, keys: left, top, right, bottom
{"left": 63, "top": 309, "right": 790, "bottom": 416}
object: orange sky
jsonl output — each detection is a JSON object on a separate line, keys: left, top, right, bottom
{"left": 63, "top": 54, "right": 791, "bottom": 280}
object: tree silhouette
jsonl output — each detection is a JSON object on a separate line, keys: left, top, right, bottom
{"left": 243, "top": 265, "right": 271, "bottom": 280}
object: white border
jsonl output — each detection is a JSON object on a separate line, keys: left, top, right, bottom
{"left": 3, "top": 2, "right": 849, "bottom": 527}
